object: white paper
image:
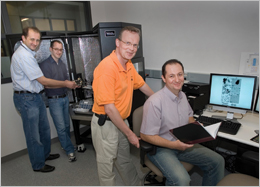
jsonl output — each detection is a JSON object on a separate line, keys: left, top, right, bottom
{"left": 239, "top": 52, "right": 259, "bottom": 76}
{"left": 204, "top": 122, "right": 222, "bottom": 138}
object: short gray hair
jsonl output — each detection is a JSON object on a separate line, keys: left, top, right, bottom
{"left": 118, "top": 26, "right": 141, "bottom": 40}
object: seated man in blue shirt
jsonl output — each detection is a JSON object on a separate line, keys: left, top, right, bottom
{"left": 140, "top": 59, "right": 224, "bottom": 186}
{"left": 40, "top": 40, "right": 76, "bottom": 162}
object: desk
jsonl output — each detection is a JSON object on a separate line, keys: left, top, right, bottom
{"left": 200, "top": 110, "right": 259, "bottom": 177}
{"left": 202, "top": 110, "right": 259, "bottom": 148}
{"left": 69, "top": 104, "right": 93, "bottom": 152}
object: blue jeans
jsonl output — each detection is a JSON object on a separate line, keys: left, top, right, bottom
{"left": 147, "top": 144, "right": 225, "bottom": 186}
{"left": 13, "top": 93, "right": 51, "bottom": 170}
{"left": 48, "top": 96, "right": 74, "bottom": 155}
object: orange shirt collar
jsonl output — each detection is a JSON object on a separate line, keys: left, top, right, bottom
{"left": 111, "top": 50, "right": 132, "bottom": 72}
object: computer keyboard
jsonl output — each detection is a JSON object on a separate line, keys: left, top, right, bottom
{"left": 219, "top": 121, "right": 241, "bottom": 135}
{"left": 197, "top": 115, "right": 241, "bottom": 135}
{"left": 197, "top": 115, "right": 223, "bottom": 125}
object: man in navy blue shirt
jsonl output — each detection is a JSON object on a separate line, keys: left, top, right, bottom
{"left": 40, "top": 40, "right": 76, "bottom": 162}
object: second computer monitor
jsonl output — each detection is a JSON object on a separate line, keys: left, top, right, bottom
{"left": 209, "top": 73, "right": 257, "bottom": 120}
{"left": 254, "top": 89, "right": 259, "bottom": 113}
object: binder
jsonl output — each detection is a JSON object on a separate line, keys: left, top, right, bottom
{"left": 169, "top": 121, "right": 221, "bottom": 144}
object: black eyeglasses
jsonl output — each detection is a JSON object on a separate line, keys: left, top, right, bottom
{"left": 52, "top": 48, "right": 64, "bottom": 52}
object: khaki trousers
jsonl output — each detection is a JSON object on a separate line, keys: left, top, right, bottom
{"left": 91, "top": 115, "right": 140, "bottom": 186}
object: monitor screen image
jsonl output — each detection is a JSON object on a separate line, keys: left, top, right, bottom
{"left": 209, "top": 73, "right": 257, "bottom": 119}
{"left": 254, "top": 89, "right": 259, "bottom": 113}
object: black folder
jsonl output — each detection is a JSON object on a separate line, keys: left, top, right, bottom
{"left": 169, "top": 121, "right": 221, "bottom": 144}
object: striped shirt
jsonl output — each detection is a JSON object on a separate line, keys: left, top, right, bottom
{"left": 10, "top": 41, "right": 44, "bottom": 93}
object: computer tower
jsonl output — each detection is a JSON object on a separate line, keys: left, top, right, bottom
{"left": 92, "top": 22, "right": 143, "bottom": 59}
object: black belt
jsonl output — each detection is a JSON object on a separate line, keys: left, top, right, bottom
{"left": 94, "top": 113, "right": 111, "bottom": 121}
{"left": 48, "top": 94, "right": 67, "bottom": 99}
{"left": 14, "top": 90, "right": 44, "bottom": 94}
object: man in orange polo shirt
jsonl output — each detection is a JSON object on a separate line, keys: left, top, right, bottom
{"left": 91, "top": 26, "right": 154, "bottom": 186}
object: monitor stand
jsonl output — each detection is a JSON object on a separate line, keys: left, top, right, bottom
{"left": 212, "top": 112, "right": 240, "bottom": 123}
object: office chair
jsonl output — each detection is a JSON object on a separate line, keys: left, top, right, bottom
{"left": 132, "top": 106, "right": 194, "bottom": 185}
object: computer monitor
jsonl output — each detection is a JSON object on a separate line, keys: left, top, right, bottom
{"left": 209, "top": 73, "right": 257, "bottom": 121}
{"left": 254, "top": 89, "right": 259, "bottom": 113}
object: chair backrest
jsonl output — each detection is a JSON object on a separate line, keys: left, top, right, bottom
{"left": 132, "top": 106, "right": 143, "bottom": 137}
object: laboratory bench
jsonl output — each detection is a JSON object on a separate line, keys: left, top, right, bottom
{"left": 69, "top": 103, "right": 93, "bottom": 152}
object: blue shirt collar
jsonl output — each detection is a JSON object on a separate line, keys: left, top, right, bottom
{"left": 21, "top": 41, "right": 36, "bottom": 56}
{"left": 48, "top": 55, "right": 62, "bottom": 65}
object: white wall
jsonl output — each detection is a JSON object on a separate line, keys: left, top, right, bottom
{"left": 1, "top": 83, "right": 74, "bottom": 157}
{"left": 1, "top": 84, "right": 26, "bottom": 157}
{"left": 91, "top": 1, "right": 259, "bottom": 74}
